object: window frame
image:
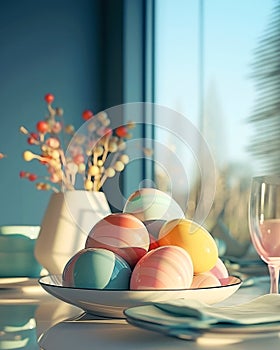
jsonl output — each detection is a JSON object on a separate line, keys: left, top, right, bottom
{"left": 100, "top": 0, "right": 156, "bottom": 208}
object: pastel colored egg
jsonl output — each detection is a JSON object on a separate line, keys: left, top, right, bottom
{"left": 130, "top": 245, "right": 193, "bottom": 290}
{"left": 158, "top": 219, "right": 218, "bottom": 274}
{"left": 191, "top": 273, "right": 221, "bottom": 289}
{"left": 62, "top": 248, "right": 131, "bottom": 289}
{"left": 123, "top": 188, "right": 185, "bottom": 222}
{"left": 85, "top": 213, "right": 150, "bottom": 267}
{"left": 209, "top": 258, "right": 229, "bottom": 280}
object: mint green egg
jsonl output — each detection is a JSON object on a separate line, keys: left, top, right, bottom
{"left": 124, "top": 188, "right": 184, "bottom": 221}
{"left": 73, "top": 248, "right": 131, "bottom": 289}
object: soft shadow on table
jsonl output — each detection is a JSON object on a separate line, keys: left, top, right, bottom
{"left": 38, "top": 314, "right": 185, "bottom": 350}
{"left": 0, "top": 278, "right": 80, "bottom": 350}
{"left": 38, "top": 310, "right": 280, "bottom": 350}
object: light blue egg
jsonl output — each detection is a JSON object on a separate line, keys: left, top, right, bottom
{"left": 73, "top": 248, "right": 131, "bottom": 289}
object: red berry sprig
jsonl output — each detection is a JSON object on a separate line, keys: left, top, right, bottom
{"left": 20, "top": 93, "right": 71, "bottom": 191}
{"left": 19, "top": 93, "right": 143, "bottom": 192}
{"left": 36, "top": 120, "right": 49, "bottom": 134}
{"left": 82, "top": 110, "right": 94, "bottom": 120}
{"left": 19, "top": 171, "right": 38, "bottom": 181}
{"left": 44, "top": 93, "right": 55, "bottom": 104}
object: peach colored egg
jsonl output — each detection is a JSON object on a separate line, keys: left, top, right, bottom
{"left": 85, "top": 213, "right": 150, "bottom": 267}
{"left": 62, "top": 248, "right": 131, "bottom": 289}
{"left": 191, "top": 273, "right": 221, "bottom": 289}
{"left": 123, "top": 188, "right": 184, "bottom": 222}
{"left": 209, "top": 258, "right": 229, "bottom": 279}
{"left": 158, "top": 219, "right": 218, "bottom": 274}
{"left": 130, "top": 245, "right": 193, "bottom": 290}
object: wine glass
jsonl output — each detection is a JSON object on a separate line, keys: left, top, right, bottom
{"left": 249, "top": 175, "right": 280, "bottom": 293}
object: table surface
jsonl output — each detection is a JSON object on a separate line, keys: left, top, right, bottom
{"left": 0, "top": 276, "right": 279, "bottom": 350}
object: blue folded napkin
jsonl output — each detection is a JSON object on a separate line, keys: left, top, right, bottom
{"left": 154, "top": 294, "right": 280, "bottom": 325}
{"left": 125, "top": 294, "right": 280, "bottom": 331}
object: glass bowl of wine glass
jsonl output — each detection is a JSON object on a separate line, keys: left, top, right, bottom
{"left": 248, "top": 175, "right": 280, "bottom": 293}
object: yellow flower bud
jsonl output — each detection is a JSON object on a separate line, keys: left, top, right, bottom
{"left": 23, "top": 150, "right": 35, "bottom": 162}
{"left": 49, "top": 159, "right": 61, "bottom": 169}
{"left": 51, "top": 150, "right": 60, "bottom": 160}
{"left": 114, "top": 161, "right": 125, "bottom": 172}
{"left": 84, "top": 179, "right": 94, "bottom": 190}
{"left": 120, "top": 154, "right": 129, "bottom": 164}
{"left": 94, "top": 146, "right": 104, "bottom": 156}
{"left": 41, "top": 145, "right": 48, "bottom": 152}
{"left": 88, "top": 165, "right": 99, "bottom": 176}
{"left": 105, "top": 167, "right": 115, "bottom": 178}
{"left": 20, "top": 126, "right": 29, "bottom": 135}
{"left": 108, "top": 141, "right": 118, "bottom": 153}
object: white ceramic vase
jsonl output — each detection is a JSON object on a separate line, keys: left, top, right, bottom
{"left": 35, "top": 190, "right": 111, "bottom": 275}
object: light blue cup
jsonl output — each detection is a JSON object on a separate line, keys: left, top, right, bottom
{"left": 0, "top": 304, "right": 38, "bottom": 350}
{"left": 0, "top": 226, "right": 42, "bottom": 277}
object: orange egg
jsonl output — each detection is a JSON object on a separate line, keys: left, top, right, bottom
{"left": 158, "top": 219, "right": 218, "bottom": 274}
{"left": 85, "top": 213, "right": 150, "bottom": 267}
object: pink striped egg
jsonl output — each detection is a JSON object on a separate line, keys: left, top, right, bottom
{"left": 209, "top": 258, "right": 229, "bottom": 280}
{"left": 191, "top": 272, "right": 221, "bottom": 288}
{"left": 85, "top": 213, "right": 150, "bottom": 267}
{"left": 130, "top": 245, "right": 193, "bottom": 290}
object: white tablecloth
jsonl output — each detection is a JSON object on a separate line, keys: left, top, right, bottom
{"left": 0, "top": 277, "right": 279, "bottom": 350}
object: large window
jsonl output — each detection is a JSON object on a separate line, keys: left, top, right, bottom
{"left": 153, "top": 0, "right": 276, "bottom": 256}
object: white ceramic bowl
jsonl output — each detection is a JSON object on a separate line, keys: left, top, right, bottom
{"left": 39, "top": 274, "right": 242, "bottom": 318}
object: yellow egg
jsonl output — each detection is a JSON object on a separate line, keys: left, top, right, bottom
{"left": 158, "top": 219, "right": 218, "bottom": 274}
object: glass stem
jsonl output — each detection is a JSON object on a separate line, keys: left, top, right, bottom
{"left": 268, "top": 265, "right": 279, "bottom": 294}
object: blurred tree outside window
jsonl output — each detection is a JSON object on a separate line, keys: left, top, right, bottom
{"left": 153, "top": 0, "right": 278, "bottom": 257}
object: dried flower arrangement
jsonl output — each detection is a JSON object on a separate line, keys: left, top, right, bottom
{"left": 20, "top": 93, "right": 134, "bottom": 192}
